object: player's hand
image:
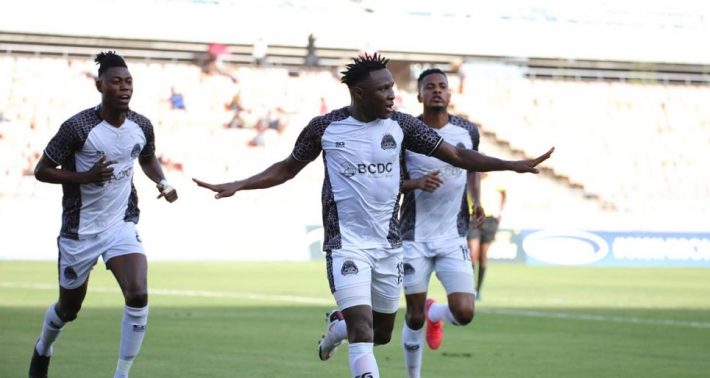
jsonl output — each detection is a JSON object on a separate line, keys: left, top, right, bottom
{"left": 471, "top": 205, "right": 485, "bottom": 228}
{"left": 86, "top": 155, "right": 117, "bottom": 184}
{"left": 157, "top": 181, "right": 178, "bottom": 203}
{"left": 416, "top": 170, "right": 443, "bottom": 192}
{"left": 510, "top": 147, "right": 554, "bottom": 173}
{"left": 192, "top": 178, "right": 239, "bottom": 199}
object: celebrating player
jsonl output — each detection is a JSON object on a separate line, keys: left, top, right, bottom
{"left": 28, "top": 51, "right": 178, "bottom": 378}
{"left": 399, "top": 68, "right": 484, "bottom": 377}
{"left": 193, "top": 53, "right": 552, "bottom": 378}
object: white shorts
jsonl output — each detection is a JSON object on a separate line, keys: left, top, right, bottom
{"left": 326, "top": 247, "right": 403, "bottom": 314}
{"left": 402, "top": 238, "right": 475, "bottom": 295}
{"left": 57, "top": 221, "right": 145, "bottom": 289}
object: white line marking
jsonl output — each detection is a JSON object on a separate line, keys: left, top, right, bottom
{"left": 0, "top": 282, "right": 332, "bottom": 305}
{"left": 3, "top": 282, "right": 709, "bottom": 329}
{"left": 481, "top": 308, "right": 710, "bottom": 329}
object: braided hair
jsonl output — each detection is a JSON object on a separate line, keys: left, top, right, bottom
{"left": 95, "top": 51, "right": 127, "bottom": 76}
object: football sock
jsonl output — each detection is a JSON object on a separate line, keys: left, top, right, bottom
{"left": 331, "top": 318, "right": 348, "bottom": 343}
{"left": 402, "top": 323, "right": 424, "bottom": 378}
{"left": 428, "top": 302, "right": 459, "bottom": 325}
{"left": 477, "top": 267, "right": 486, "bottom": 294}
{"left": 36, "top": 303, "right": 65, "bottom": 356}
{"left": 349, "top": 342, "right": 379, "bottom": 378}
{"left": 114, "top": 305, "right": 148, "bottom": 378}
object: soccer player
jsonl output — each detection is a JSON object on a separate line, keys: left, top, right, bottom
{"left": 28, "top": 51, "right": 178, "bottom": 378}
{"left": 467, "top": 171, "right": 507, "bottom": 301}
{"left": 399, "top": 68, "right": 483, "bottom": 378}
{"left": 193, "top": 53, "right": 552, "bottom": 378}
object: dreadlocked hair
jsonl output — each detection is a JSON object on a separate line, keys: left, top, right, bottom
{"left": 95, "top": 51, "right": 127, "bottom": 76}
{"left": 340, "top": 53, "right": 389, "bottom": 88}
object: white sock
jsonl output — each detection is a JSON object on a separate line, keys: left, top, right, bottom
{"left": 114, "top": 359, "right": 133, "bottom": 378}
{"left": 114, "top": 305, "right": 148, "bottom": 378}
{"left": 36, "top": 303, "right": 65, "bottom": 356}
{"left": 349, "top": 342, "right": 379, "bottom": 378}
{"left": 331, "top": 319, "right": 348, "bottom": 342}
{"left": 402, "top": 323, "right": 424, "bottom": 378}
{"left": 428, "top": 303, "right": 459, "bottom": 325}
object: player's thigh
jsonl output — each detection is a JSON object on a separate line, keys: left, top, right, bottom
{"left": 104, "top": 223, "right": 146, "bottom": 284}
{"left": 371, "top": 248, "right": 404, "bottom": 314}
{"left": 107, "top": 254, "right": 148, "bottom": 294}
{"left": 402, "top": 241, "right": 434, "bottom": 295}
{"left": 434, "top": 240, "right": 476, "bottom": 295}
{"left": 103, "top": 222, "right": 145, "bottom": 264}
{"left": 57, "top": 235, "right": 103, "bottom": 290}
{"left": 327, "top": 249, "right": 375, "bottom": 311}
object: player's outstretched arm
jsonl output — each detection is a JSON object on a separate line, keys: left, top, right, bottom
{"left": 433, "top": 143, "right": 554, "bottom": 174}
{"left": 193, "top": 155, "right": 309, "bottom": 199}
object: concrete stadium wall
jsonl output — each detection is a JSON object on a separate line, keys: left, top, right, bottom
{"left": 2, "top": 0, "right": 709, "bottom": 66}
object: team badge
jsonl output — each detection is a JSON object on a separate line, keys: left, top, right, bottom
{"left": 64, "top": 267, "right": 77, "bottom": 280}
{"left": 380, "top": 134, "right": 397, "bottom": 150}
{"left": 131, "top": 143, "right": 141, "bottom": 158}
{"left": 341, "top": 260, "right": 359, "bottom": 275}
{"left": 341, "top": 162, "right": 357, "bottom": 177}
{"left": 403, "top": 263, "right": 415, "bottom": 276}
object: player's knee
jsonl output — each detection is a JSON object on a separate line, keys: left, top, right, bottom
{"left": 452, "top": 307, "right": 474, "bottom": 326}
{"left": 348, "top": 321, "right": 374, "bottom": 343}
{"left": 56, "top": 306, "right": 80, "bottom": 322}
{"left": 124, "top": 289, "right": 148, "bottom": 308}
{"left": 405, "top": 311, "right": 425, "bottom": 330}
{"left": 373, "top": 329, "right": 393, "bottom": 345}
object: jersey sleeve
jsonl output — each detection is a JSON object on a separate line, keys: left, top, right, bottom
{"left": 450, "top": 115, "right": 480, "bottom": 152}
{"left": 291, "top": 116, "right": 327, "bottom": 162}
{"left": 128, "top": 112, "right": 156, "bottom": 158}
{"left": 395, "top": 112, "right": 442, "bottom": 156}
{"left": 44, "top": 120, "right": 82, "bottom": 166}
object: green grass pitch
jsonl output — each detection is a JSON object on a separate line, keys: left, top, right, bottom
{"left": 2, "top": 261, "right": 709, "bottom": 377}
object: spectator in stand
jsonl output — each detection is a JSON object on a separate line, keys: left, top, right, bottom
{"left": 252, "top": 37, "right": 268, "bottom": 66}
{"left": 168, "top": 87, "right": 186, "bottom": 110}
{"left": 305, "top": 33, "right": 320, "bottom": 67}
{"left": 202, "top": 43, "right": 237, "bottom": 83}
{"left": 225, "top": 93, "right": 246, "bottom": 129}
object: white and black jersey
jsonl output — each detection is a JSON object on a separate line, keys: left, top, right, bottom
{"left": 43, "top": 106, "right": 155, "bottom": 240}
{"left": 399, "top": 115, "right": 480, "bottom": 242}
{"left": 292, "top": 107, "right": 443, "bottom": 251}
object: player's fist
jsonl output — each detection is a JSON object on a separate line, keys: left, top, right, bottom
{"left": 157, "top": 180, "right": 178, "bottom": 202}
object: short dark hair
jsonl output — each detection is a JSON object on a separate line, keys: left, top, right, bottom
{"left": 95, "top": 51, "right": 127, "bottom": 77}
{"left": 340, "top": 53, "right": 389, "bottom": 88}
{"left": 417, "top": 68, "right": 447, "bottom": 88}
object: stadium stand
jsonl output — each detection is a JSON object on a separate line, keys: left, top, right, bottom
{"left": 1, "top": 0, "right": 708, "bottom": 262}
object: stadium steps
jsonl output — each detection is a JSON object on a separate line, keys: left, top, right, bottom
{"left": 477, "top": 126, "right": 618, "bottom": 211}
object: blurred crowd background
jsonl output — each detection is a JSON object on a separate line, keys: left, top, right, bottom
{"left": 1, "top": 0, "right": 708, "bottom": 259}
